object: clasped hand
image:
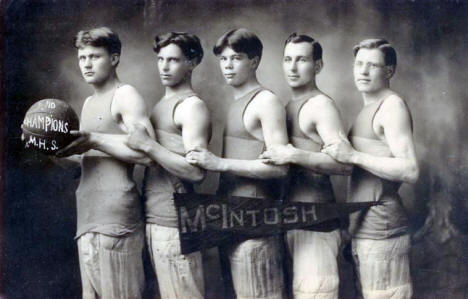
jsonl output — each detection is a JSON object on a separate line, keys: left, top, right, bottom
{"left": 186, "top": 146, "right": 220, "bottom": 171}
{"left": 259, "top": 144, "right": 294, "bottom": 165}
{"left": 126, "top": 124, "right": 151, "bottom": 152}
{"left": 321, "top": 132, "right": 356, "bottom": 163}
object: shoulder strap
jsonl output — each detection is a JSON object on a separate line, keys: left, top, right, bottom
{"left": 240, "top": 87, "right": 266, "bottom": 121}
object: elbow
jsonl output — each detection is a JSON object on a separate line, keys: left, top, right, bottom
{"left": 272, "top": 165, "right": 289, "bottom": 179}
{"left": 185, "top": 168, "right": 206, "bottom": 184}
{"left": 404, "top": 162, "right": 419, "bottom": 184}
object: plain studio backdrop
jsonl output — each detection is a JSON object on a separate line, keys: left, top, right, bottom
{"left": 3, "top": 0, "right": 468, "bottom": 298}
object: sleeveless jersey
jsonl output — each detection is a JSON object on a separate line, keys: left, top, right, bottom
{"left": 218, "top": 87, "right": 282, "bottom": 199}
{"left": 76, "top": 84, "right": 142, "bottom": 238}
{"left": 286, "top": 94, "right": 335, "bottom": 204}
{"left": 144, "top": 91, "right": 196, "bottom": 227}
{"left": 348, "top": 96, "right": 409, "bottom": 239}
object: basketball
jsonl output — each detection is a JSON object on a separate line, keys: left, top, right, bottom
{"left": 22, "top": 99, "right": 80, "bottom": 155}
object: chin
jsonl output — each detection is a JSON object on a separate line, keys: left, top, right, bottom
{"left": 355, "top": 86, "right": 364, "bottom": 92}
{"left": 84, "top": 78, "right": 96, "bottom": 84}
{"left": 355, "top": 84, "right": 370, "bottom": 92}
{"left": 162, "top": 80, "right": 176, "bottom": 87}
{"left": 358, "top": 88, "right": 378, "bottom": 94}
{"left": 225, "top": 79, "right": 236, "bottom": 86}
{"left": 287, "top": 81, "right": 297, "bottom": 87}
{"left": 289, "top": 82, "right": 305, "bottom": 89}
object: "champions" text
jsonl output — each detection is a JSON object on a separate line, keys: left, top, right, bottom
{"left": 23, "top": 114, "right": 70, "bottom": 134}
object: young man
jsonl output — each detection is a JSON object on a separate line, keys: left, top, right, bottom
{"left": 186, "top": 28, "right": 288, "bottom": 299}
{"left": 124, "top": 32, "right": 210, "bottom": 299}
{"left": 57, "top": 27, "right": 155, "bottom": 299}
{"left": 260, "top": 33, "right": 352, "bottom": 299}
{"left": 322, "top": 39, "right": 419, "bottom": 298}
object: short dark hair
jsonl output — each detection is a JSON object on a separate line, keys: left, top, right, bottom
{"left": 353, "top": 39, "right": 397, "bottom": 66}
{"left": 153, "top": 32, "right": 204, "bottom": 65}
{"left": 213, "top": 28, "right": 263, "bottom": 60}
{"left": 74, "top": 27, "right": 121, "bottom": 55}
{"left": 284, "top": 33, "right": 322, "bottom": 61}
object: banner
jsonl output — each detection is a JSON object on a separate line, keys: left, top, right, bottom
{"left": 175, "top": 193, "right": 376, "bottom": 254}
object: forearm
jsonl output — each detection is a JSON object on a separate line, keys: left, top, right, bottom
{"left": 91, "top": 133, "right": 152, "bottom": 166}
{"left": 50, "top": 155, "right": 82, "bottom": 169}
{"left": 142, "top": 139, "right": 205, "bottom": 183}
{"left": 351, "top": 151, "right": 419, "bottom": 183}
{"left": 290, "top": 147, "right": 352, "bottom": 175}
{"left": 219, "top": 158, "right": 288, "bottom": 179}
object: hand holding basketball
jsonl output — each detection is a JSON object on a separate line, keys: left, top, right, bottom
{"left": 55, "top": 130, "right": 95, "bottom": 157}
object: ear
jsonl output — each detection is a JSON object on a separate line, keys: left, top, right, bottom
{"left": 186, "top": 59, "right": 196, "bottom": 71}
{"left": 251, "top": 56, "right": 260, "bottom": 70}
{"left": 314, "top": 59, "right": 323, "bottom": 75}
{"left": 111, "top": 54, "right": 120, "bottom": 67}
{"left": 385, "top": 65, "right": 395, "bottom": 79}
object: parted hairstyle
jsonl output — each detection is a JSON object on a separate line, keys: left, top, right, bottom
{"left": 353, "top": 39, "right": 397, "bottom": 66}
{"left": 74, "top": 27, "right": 121, "bottom": 55}
{"left": 285, "top": 33, "right": 322, "bottom": 61}
{"left": 153, "top": 32, "right": 204, "bottom": 65}
{"left": 213, "top": 28, "right": 263, "bottom": 60}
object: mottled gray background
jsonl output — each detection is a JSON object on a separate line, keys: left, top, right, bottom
{"left": 4, "top": 0, "right": 468, "bottom": 298}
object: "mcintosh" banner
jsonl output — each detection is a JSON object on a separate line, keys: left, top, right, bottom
{"left": 175, "top": 193, "right": 375, "bottom": 254}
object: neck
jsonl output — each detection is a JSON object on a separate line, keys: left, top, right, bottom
{"left": 361, "top": 86, "right": 391, "bottom": 106}
{"left": 164, "top": 78, "right": 193, "bottom": 98}
{"left": 92, "top": 73, "right": 120, "bottom": 95}
{"left": 291, "top": 81, "right": 318, "bottom": 100}
{"left": 232, "top": 76, "right": 260, "bottom": 100}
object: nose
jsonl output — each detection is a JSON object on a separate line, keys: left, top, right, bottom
{"left": 162, "top": 60, "right": 169, "bottom": 71}
{"left": 224, "top": 58, "right": 233, "bottom": 69}
{"left": 84, "top": 57, "right": 92, "bottom": 69}
{"left": 290, "top": 60, "right": 298, "bottom": 72}
{"left": 359, "top": 63, "right": 369, "bottom": 75}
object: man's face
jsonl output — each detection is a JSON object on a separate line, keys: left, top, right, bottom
{"left": 218, "top": 47, "right": 256, "bottom": 87}
{"left": 77, "top": 45, "right": 116, "bottom": 85}
{"left": 283, "top": 42, "right": 317, "bottom": 88}
{"left": 353, "top": 48, "right": 390, "bottom": 93}
{"left": 157, "top": 43, "right": 192, "bottom": 87}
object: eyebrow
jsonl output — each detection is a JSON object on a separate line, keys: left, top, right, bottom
{"left": 285, "top": 55, "right": 309, "bottom": 58}
{"left": 157, "top": 55, "right": 180, "bottom": 58}
{"left": 221, "top": 53, "right": 245, "bottom": 58}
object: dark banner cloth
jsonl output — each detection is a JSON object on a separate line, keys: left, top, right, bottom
{"left": 174, "top": 193, "right": 375, "bottom": 254}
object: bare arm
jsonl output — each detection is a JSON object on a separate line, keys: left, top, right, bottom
{"left": 49, "top": 155, "right": 82, "bottom": 169}
{"left": 261, "top": 96, "right": 352, "bottom": 175}
{"left": 56, "top": 85, "right": 155, "bottom": 166}
{"left": 187, "top": 91, "right": 288, "bottom": 179}
{"left": 89, "top": 133, "right": 153, "bottom": 165}
{"left": 128, "top": 97, "right": 210, "bottom": 183}
{"left": 323, "top": 96, "right": 419, "bottom": 183}
{"left": 90, "top": 85, "right": 155, "bottom": 165}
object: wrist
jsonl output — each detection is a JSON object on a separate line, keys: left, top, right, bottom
{"left": 288, "top": 147, "right": 300, "bottom": 164}
{"left": 88, "top": 132, "right": 100, "bottom": 148}
{"left": 140, "top": 140, "right": 154, "bottom": 153}
{"left": 349, "top": 150, "right": 360, "bottom": 164}
{"left": 216, "top": 157, "right": 228, "bottom": 172}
